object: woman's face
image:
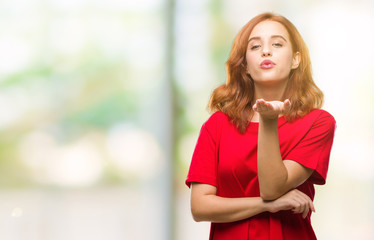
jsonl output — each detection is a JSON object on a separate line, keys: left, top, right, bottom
{"left": 246, "top": 20, "right": 300, "bottom": 85}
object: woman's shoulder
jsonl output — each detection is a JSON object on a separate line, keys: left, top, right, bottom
{"left": 202, "top": 111, "right": 230, "bottom": 131}
{"left": 295, "top": 109, "right": 336, "bottom": 132}
{"left": 195, "top": 112, "right": 230, "bottom": 142}
{"left": 209, "top": 111, "right": 230, "bottom": 122}
{"left": 306, "top": 109, "right": 335, "bottom": 124}
{"left": 309, "top": 108, "right": 334, "bottom": 117}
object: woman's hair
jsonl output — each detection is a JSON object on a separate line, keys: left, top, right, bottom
{"left": 208, "top": 12, "right": 323, "bottom": 133}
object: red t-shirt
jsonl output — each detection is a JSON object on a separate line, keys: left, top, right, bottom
{"left": 186, "top": 109, "right": 336, "bottom": 240}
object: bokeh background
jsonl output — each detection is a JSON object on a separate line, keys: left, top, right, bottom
{"left": 0, "top": 0, "right": 373, "bottom": 239}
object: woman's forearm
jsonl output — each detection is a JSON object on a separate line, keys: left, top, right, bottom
{"left": 191, "top": 194, "right": 269, "bottom": 223}
{"left": 191, "top": 183, "right": 270, "bottom": 223}
{"left": 257, "top": 116, "right": 288, "bottom": 200}
{"left": 191, "top": 183, "right": 316, "bottom": 223}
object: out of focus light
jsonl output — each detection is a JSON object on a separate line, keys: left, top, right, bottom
{"left": 11, "top": 207, "right": 23, "bottom": 218}
{"left": 0, "top": 87, "right": 30, "bottom": 129}
{"left": 49, "top": 20, "right": 88, "bottom": 55}
{"left": 106, "top": 124, "right": 163, "bottom": 179}
{"left": 0, "top": 37, "right": 31, "bottom": 75}
{"left": 175, "top": 1, "right": 214, "bottom": 92}
{"left": 45, "top": 140, "right": 103, "bottom": 186}
{"left": 19, "top": 131, "right": 104, "bottom": 187}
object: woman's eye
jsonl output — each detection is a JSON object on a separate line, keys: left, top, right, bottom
{"left": 250, "top": 45, "right": 260, "bottom": 50}
{"left": 273, "top": 43, "right": 283, "bottom": 47}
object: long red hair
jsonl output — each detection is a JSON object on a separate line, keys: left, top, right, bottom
{"left": 209, "top": 12, "right": 323, "bottom": 133}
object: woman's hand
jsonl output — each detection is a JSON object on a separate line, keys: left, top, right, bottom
{"left": 253, "top": 99, "right": 291, "bottom": 120}
{"left": 266, "top": 189, "right": 315, "bottom": 219}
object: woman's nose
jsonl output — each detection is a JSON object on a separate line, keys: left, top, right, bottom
{"left": 262, "top": 48, "right": 272, "bottom": 57}
{"left": 262, "top": 45, "right": 272, "bottom": 57}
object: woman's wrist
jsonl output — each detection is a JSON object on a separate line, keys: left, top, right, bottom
{"left": 260, "top": 198, "right": 273, "bottom": 213}
{"left": 259, "top": 115, "right": 279, "bottom": 126}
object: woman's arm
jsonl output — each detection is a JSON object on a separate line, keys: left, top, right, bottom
{"left": 191, "top": 183, "right": 266, "bottom": 222}
{"left": 190, "top": 182, "right": 314, "bottom": 223}
{"left": 254, "top": 99, "right": 314, "bottom": 200}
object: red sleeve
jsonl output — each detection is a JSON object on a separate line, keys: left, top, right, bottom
{"left": 286, "top": 111, "right": 336, "bottom": 185}
{"left": 185, "top": 112, "right": 223, "bottom": 188}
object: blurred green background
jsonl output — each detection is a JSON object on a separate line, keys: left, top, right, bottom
{"left": 0, "top": 0, "right": 374, "bottom": 239}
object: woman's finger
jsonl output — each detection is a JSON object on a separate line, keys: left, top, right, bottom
{"left": 293, "top": 190, "right": 312, "bottom": 218}
{"left": 310, "top": 201, "right": 315, "bottom": 213}
{"left": 298, "top": 190, "right": 314, "bottom": 214}
{"left": 302, "top": 207, "right": 309, "bottom": 218}
{"left": 284, "top": 99, "right": 290, "bottom": 106}
{"left": 283, "top": 99, "right": 291, "bottom": 112}
{"left": 293, "top": 199, "right": 306, "bottom": 214}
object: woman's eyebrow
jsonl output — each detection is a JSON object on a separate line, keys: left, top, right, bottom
{"left": 271, "top": 35, "right": 287, "bottom": 42}
{"left": 248, "top": 36, "right": 261, "bottom": 43}
{"left": 248, "top": 35, "right": 287, "bottom": 43}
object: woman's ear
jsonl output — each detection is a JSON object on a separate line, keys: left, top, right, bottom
{"left": 291, "top": 51, "right": 301, "bottom": 69}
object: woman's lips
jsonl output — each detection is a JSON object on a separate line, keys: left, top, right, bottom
{"left": 260, "top": 60, "right": 275, "bottom": 69}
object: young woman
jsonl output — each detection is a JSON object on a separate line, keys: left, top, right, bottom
{"left": 186, "top": 12, "right": 336, "bottom": 240}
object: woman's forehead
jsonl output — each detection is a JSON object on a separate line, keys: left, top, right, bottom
{"left": 249, "top": 20, "right": 290, "bottom": 41}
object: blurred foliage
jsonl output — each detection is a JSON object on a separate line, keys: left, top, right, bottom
{"left": 209, "top": 0, "right": 233, "bottom": 82}
{"left": 0, "top": 1, "right": 163, "bottom": 189}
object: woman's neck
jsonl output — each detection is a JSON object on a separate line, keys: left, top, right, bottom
{"left": 253, "top": 81, "right": 287, "bottom": 101}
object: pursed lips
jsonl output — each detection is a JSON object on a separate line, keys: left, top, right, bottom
{"left": 260, "top": 60, "right": 276, "bottom": 69}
